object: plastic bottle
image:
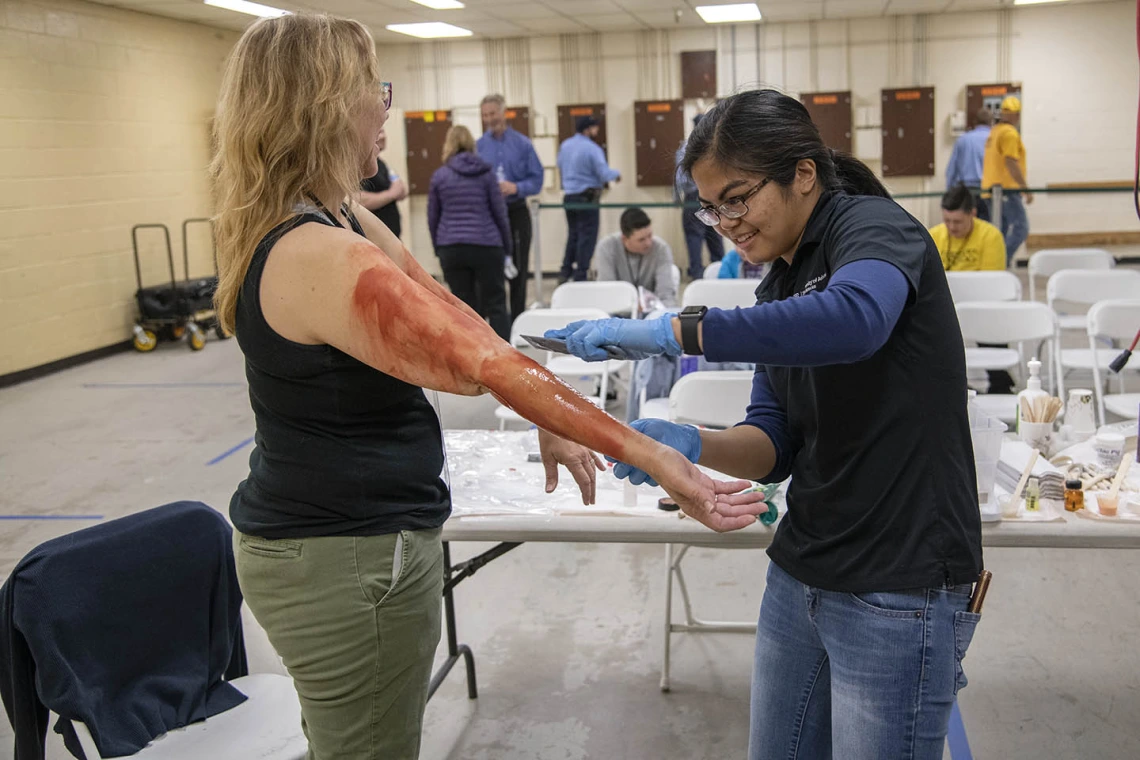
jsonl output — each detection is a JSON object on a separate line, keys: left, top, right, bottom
{"left": 1024, "top": 477, "right": 1040, "bottom": 512}
{"left": 1016, "top": 357, "right": 1048, "bottom": 435}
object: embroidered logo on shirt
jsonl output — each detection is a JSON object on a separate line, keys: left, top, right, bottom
{"left": 795, "top": 273, "right": 829, "bottom": 297}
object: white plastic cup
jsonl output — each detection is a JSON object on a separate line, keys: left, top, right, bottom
{"left": 1019, "top": 421, "right": 1053, "bottom": 455}
{"left": 1065, "top": 389, "right": 1096, "bottom": 435}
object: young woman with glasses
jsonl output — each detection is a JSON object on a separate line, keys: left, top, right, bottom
{"left": 211, "top": 15, "right": 766, "bottom": 759}
{"left": 548, "top": 89, "right": 983, "bottom": 759}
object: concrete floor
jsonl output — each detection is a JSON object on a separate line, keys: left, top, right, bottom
{"left": 3, "top": 276, "right": 1140, "bottom": 758}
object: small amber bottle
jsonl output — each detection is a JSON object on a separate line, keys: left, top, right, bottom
{"left": 1064, "top": 479, "right": 1085, "bottom": 512}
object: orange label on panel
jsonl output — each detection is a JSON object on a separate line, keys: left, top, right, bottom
{"left": 980, "top": 86, "right": 1008, "bottom": 96}
{"left": 505, "top": 110, "right": 518, "bottom": 119}
{"left": 647, "top": 103, "right": 672, "bottom": 113}
{"left": 812, "top": 94, "right": 838, "bottom": 105}
{"left": 895, "top": 90, "right": 921, "bottom": 101}
{"left": 435, "top": 111, "right": 449, "bottom": 120}
{"left": 405, "top": 111, "right": 425, "bottom": 119}
{"left": 569, "top": 107, "right": 594, "bottom": 116}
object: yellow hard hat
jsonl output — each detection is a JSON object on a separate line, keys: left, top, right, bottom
{"left": 1001, "top": 95, "right": 1021, "bottom": 113}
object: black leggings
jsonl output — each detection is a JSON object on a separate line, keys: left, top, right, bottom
{"left": 437, "top": 244, "right": 510, "bottom": 340}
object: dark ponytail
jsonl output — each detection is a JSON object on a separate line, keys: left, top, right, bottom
{"left": 683, "top": 89, "right": 890, "bottom": 199}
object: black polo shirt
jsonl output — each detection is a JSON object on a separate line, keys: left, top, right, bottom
{"left": 361, "top": 158, "right": 401, "bottom": 238}
{"left": 757, "top": 191, "right": 982, "bottom": 593}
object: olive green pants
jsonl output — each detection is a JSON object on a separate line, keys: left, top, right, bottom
{"left": 234, "top": 527, "right": 443, "bottom": 760}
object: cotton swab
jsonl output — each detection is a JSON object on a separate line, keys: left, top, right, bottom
{"left": 1098, "top": 457, "right": 1132, "bottom": 517}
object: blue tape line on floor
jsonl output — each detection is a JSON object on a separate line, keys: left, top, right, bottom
{"left": 206, "top": 436, "right": 255, "bottom": 466}
{"left": 83, "top": 382, "right": 244, "bottom": 389}
{"left": 947, "top": 700, "right": 973, "bottom": 760}
{"left": 0, "top": 515, "right": 103, "bottom": 521}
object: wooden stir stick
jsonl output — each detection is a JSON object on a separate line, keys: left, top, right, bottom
{"left": 1011, "top": 449, "right": 1040, "bottom": 506}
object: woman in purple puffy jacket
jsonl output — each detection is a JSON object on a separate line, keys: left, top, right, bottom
{"left": 428, "top": 125, "right": 513, "bottom": 339}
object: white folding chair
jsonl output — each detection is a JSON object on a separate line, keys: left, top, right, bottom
{"left": 955, "top": 301, "right": 1057, "bottom": 422}
{"left": 1087, "top": 299, "right": 1140, "bottom": 425}
{"left": 494, "top": 307, "right": 615, "bottom": 429}
{"left": 945, "top": 271, "right": 1022, "bottom": 303}
{"left": 1047, "top": 270, "right": 1140, "bottom": 401}
{"left": 681, "top": 278, "right": 759, "bottom": 310}
{"left": 702, "top": 261, "right": 722, "bottom": 279}
{"left": 65, "top": 674, "right": 306, "bottom": 759}
{"left": 550, "top": 281, "right": 639, "bottom": 316}
{"left": 657, "top": 371, "right": 757, "bottom": 692}
{"left": 1028, "top": 248, "right": 1114, "bottom": 303}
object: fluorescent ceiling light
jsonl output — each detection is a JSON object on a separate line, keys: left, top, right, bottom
{"left": 1013, "top": 0, "right": 1068, "bottom": 4}
{"left": 410, "top": 0, "right": 465, "bottom": 8}
{"left": 385, "top": 22, "right": 473, "bottom": 38}
{"left": 695, "top": 3, "right": 762, "bottom": 23}
{"left": 204, "top": 0, "right": 289, "bottom": 17}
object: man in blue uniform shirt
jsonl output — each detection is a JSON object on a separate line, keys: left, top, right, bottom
{"left": 556, "top": 115, "right": 620, "bottom": 282}
{"left": 945, "top": 107, "right": 992, "bottom": 220}
{"left": 478, "top": 94, "right": 545, "bottom": 322}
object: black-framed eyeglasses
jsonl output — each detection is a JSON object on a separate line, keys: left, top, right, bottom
{"left": 695, "top": 177, "right": 771, "bottom": 226}
{"left": 380, "top": 81, "right": 393, "bottom": 111}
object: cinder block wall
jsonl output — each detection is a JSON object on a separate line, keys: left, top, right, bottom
{"left": 0, "top": 0, "right": 237, "bottom": 375}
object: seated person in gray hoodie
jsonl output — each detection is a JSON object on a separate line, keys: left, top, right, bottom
{"left": 593, "top": 207, "right": 678, "bottom": 308}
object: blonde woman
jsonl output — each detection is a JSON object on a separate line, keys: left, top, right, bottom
{"left": 211, "top": 14, "right": 765, "bottom": 759}
{"left": 428, "top": 125, "right": 511, "bottom": 339}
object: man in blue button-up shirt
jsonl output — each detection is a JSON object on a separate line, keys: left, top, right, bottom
{"left": 556, "top": 116, "right": 620, "bottom": 282}
{"left": 478, "top": 95, "right": 546, "bottom": 322}
{"left": 945, "top": 108, "right": 992, "bottom": 220}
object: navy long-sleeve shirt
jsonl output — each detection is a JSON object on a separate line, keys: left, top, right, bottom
{"left": 702, "top": 258, "right": 910, "bottom": 482}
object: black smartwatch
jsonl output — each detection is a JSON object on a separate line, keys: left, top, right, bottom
{"left": 679, "top": 305, "right": 707, "bottom": 355}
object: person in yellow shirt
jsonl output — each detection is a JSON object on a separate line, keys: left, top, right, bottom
{"left": 981, "top": 95, "right": 1030, "bottom": 265}
{"left": 928, "top": 184, "right": 1007, "bottom": 271}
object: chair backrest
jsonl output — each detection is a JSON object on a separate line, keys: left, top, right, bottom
{"left": 550, "top": 281, "right": 639, "bottom": 316}
{"left": 509, "top": 307, "right": 610, "bottom": 348}
{"left": 1087, "top": 299, "right": 1140, "bottom": 342}
{"left": 945, "top": 271, "right": 1022, "bottom": 303}
{"left": 955, "top": 301, "right": 1056, "bottom": 344}
{"left": 1028, "top": 248, "right": 1114, "bottom": 300}
{"left": 681, "top": 279, "right": 759, "bottom": 309}
{"left": 1046, "top": 269, "right": 1140, "bottom": 308}
{"left": 703, "top": 261, "right": 722, "bottom": 279}
{"left": 668, "top": 370, "right": 755, "bottom": 428}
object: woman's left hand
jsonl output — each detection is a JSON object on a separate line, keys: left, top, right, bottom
{"left": 544, "top": 316, "right": 682, "bottom": 362}
{"left": 538, "top": 429, "right": 605, "bottom": 505}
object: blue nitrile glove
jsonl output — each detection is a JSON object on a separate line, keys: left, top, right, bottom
{"left": 606, "top": 418, "right": 702, "bottom": 487}
{"left": 545, "top": 315, "right": 682, "bottom": 362}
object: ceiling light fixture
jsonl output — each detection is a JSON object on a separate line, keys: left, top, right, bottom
{"left": 695, "top": 3, "right": 762, "bottom": 24}
{"left": 410, "top": 0, "right": 466, "bottom": 9}
{"left": 204, "top": 0, "right": 289, "bottom": 17}
{"left": 1013, "top": 0, "right": 1069, "bottom": 5}
{"left": 385, "top": 22, "right": 473, "bottom": 38}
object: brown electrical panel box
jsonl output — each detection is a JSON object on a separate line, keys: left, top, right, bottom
{"left": 404, "top": 110, "right": 453, "bottom": 195}
{"left": 634, "top": 99, "right": 683, "bottom": 187}
{"left": 681, "top": 51, "right": 716, "bottom": 99}
{"left": 801, "top": 91, "right": 853, "bottom": 154}
{"left": 557, "top": 103, "right": 608, "bottom": 155}
{"left": 965, "top": 83, "right": 1020, "bottom": 130}
{"left": 881, "top": 87, "right": 935, "bottom": 178}
{"left": 483, "top": 105, "right": 531, "bottom": 137}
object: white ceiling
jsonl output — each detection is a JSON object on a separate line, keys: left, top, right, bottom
{"left": 85, "top": 0, "right": 1116, "bottom": 43}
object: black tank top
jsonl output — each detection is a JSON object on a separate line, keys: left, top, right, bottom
{"left": 228, "top": 207, "right": 450, "bottom": 538}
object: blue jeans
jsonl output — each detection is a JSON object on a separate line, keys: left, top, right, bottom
{"left": 999, "top": 192, "right": 1029, "bottom": 265}
{"left": 749, "top": 563, "right": 980, "bottom": 760}
{"left": 682, "top": 191, "right": 724, "bottom": 278}
{"left": 561, "top": 192, "right": 600, "bottom": 281}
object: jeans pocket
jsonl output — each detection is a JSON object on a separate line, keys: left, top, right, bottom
{"left": 238, "top": 535, "right": 303, "bottom": 559}
{"left": 847, "top": 589, "right": 928, "bottom": 619}
{"left": 953, "top": 610, "right": 981, "bottom": 694}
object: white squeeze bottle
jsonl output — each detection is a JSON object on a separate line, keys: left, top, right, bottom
{"left": 1016, "top": 357, "right": 1047, "bottom": 434}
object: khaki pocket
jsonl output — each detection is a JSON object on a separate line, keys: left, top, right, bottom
{"left": 238, "top": 535, "right": 303, "bottom": 559}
